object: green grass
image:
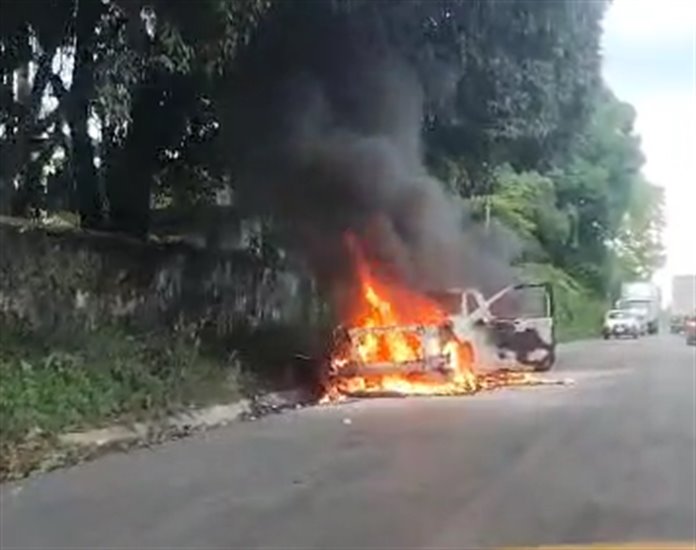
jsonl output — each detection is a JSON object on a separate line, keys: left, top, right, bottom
{"left": 0, "top": 323, "right": 241, "bottom": 447}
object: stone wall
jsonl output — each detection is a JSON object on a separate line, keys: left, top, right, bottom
{"left": 0, "top": 217, "right": 324, "bottom": 342}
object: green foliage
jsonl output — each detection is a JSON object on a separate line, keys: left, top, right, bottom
{"left": 611, "top": 177, "right": 666, "bottom": 282}
{"left": 0, "top": 324, "right": 239, "bottom": 445}
{"left": 1, "top": 0, "right": 608, "bottom": 232}
{"left": 0, "top": 0, "right": 271, "bottom": 231}
{"left": 485, "top": 91, "right": 664, "bottom": 336}
{"left": 488, "top": 165, "right": 571, "bottom": 250}
{"left": 417, "top": 0, "right": 607, "bottom": 185}
{"left": 0, "top": 0, "right": 663, "bottom": 343}
{"left": 473, "top": 90, "right": 666, "bottom": 298}
{"left": 547, "top": 89, "right": 660, "bottom": 292}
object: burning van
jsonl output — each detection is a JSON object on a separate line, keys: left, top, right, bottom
{"left": 326, "top": 240, "right": 556, "bottom": 397}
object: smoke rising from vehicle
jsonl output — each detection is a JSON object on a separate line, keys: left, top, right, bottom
{"left": 227, "top": 6, "right": 517, "bottom": 310}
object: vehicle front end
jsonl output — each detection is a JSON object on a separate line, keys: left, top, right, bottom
{"left": 329, "top": 321, "right": 479, "bottom": 397}
{"left": 670, "top": 315, "right": 685, "bottom": 334}
{"left": 603, "top": 310, "right": 640, "bottom": 339}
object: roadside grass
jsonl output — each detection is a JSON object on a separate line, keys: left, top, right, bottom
{"left": 0, "top": 322, "right": 243, "bottom": 479}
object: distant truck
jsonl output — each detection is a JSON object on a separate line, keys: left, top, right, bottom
{"left": 616, "top": 281, "right": 661, "bottom": 335}
{"left": 670, "top": 274, "right": 696, "bottom": 333}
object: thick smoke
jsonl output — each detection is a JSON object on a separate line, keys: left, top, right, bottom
{"left": 227, "top": 7, "right": 516, "bottom": 311}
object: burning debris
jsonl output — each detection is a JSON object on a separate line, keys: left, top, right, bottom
{"left": 320, "top": 372, "right": 568, "bottom": 402}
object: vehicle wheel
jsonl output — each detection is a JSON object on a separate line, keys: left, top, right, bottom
{"left": 533, "top": 350, "right": 555, "bottom": 372}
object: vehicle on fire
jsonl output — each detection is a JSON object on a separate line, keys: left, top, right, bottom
{"left": 602, "top": 309, "right": 641, "bottom": 340}
{"left": 482, "top": 282, "right": 556, "bottom": 372}
{"left": 331, "top": 282, "right": 556, "bottom": 384}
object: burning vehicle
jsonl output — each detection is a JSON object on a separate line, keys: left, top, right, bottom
{"left": 325, "top": 238, "right": 556, "bottom": 398}
{"left": 228, "top": 11, "right": 562, "bottom": 401}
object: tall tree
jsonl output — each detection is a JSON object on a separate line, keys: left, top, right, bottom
{"left": 0, "top": 0, "right": 73, "bottom": 215}
{"left": 552, "top": 89, "right": 646, "bottom": 292}
{"left": 611, "top": 178, "right": 666, "bottom": 282}
{"left": 69, "top": 0, "right": 107, "bottom": 228}
{"left": 95, "top": 0, "right": 269, "bottom": 235}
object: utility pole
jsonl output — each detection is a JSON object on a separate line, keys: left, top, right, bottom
{"left": 484, "top": 194, "right": 491, "bottom": 233}
{"left": 483, "top": 162, "right": 491, "bottom": 234}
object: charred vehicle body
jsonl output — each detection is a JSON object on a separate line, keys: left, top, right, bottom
{"left": 331, "top": 282, "right": 556, "bottom": 385}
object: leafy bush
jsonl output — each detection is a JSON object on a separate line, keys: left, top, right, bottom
{"left": 0, "top": 324, "right": 239, "bottom": 445}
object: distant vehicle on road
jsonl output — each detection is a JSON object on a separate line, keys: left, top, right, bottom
{"left": 616, "top": 281, "right": 661, "bottom": 334}
{"left": 603, "top": 309, "right": 641, "bottom": 340}
{"left": 670, "top": 274, "right": 696, "bottom": 333}
{"left": 670, "top": 316, "right": 685, "bottom": 334}
{"left": 685, "top": 315, "right": 696, "bottom": 346}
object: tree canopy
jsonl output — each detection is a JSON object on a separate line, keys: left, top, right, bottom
{"left": 0, "top": 0, "right": 664, "bottom": 296}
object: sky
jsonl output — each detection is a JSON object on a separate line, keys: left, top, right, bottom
{"left": 601, "top": 0, "right": 696, "bottom": 300}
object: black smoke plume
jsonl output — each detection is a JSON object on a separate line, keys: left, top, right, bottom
{"left": 225, "top": 4, "right": 516, "bottom": 313}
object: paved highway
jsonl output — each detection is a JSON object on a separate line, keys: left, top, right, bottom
{"left": 2, "top": 336, "right": 695, "bottom": 549}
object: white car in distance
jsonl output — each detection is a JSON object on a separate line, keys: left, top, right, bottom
{"left": 602, "top": 309, "right": 641, "bottom": 340}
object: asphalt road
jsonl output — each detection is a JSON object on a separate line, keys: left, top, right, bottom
{"left": 2, "top": 336, "right": 695, "bottom": 549}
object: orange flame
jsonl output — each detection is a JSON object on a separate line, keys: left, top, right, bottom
{"left": 326, "top": 234, "right": 478, "bottom": 397}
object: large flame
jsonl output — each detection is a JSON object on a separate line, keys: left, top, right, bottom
{"left": 326, "top": 235, "right": 479, "bottom": 397}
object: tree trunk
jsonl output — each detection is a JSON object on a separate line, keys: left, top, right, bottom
{"left": 105, "top": 145, "right": 152, "bottom": 238}
{"left": 8, "top": 55, "right": 54, "bottom": 216}
{"left": 105, "top": 76, "right": 160, "bottom": 238}
{"left": 68, "top": 0, "right": 103, "bottom": 229}
{"left": 0, "top": 65, "right": 12, "bottom": 214}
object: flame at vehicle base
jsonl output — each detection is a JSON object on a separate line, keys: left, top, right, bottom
{"left": 320, "top": 368, "right": 564, "bottom": 402}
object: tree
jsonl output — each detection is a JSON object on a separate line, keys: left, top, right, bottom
{"left": 474, "top": 86, "right": 663, "bottom": 299}
{"left": 478, "top": 165, "right": 572, "bottom": 258}
{"left": 1, "top": 0, "right": 268, "bottom": 233}
{"left": 550, "top": 89, "right": 648, "bottom": 292}
{"left": 95, "top": 0, "right": 269, "bottom": 235}
{"left": 69, "top": 0, "right": 108, "bottom": 228}
{"left": 0, "top": 0, "right": 74, "bottom": 216}
{"left": 219, "top": 0, "right": 608, "bottom": 199}
{"left": 611, "top": 178, "right": 666, "bottom": 281}
{"left": 1, "top": 0, "right": 609, "bottom": 231}
{"left": 4, "top": 0, "right": 654, "bottom": 288}
{"left": 407, "top": 0, "right": 608, "bottom": 190}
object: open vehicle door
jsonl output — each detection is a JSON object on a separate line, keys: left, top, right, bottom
{"left": 486, "top": 283, "right": 556, "bottom": 371}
